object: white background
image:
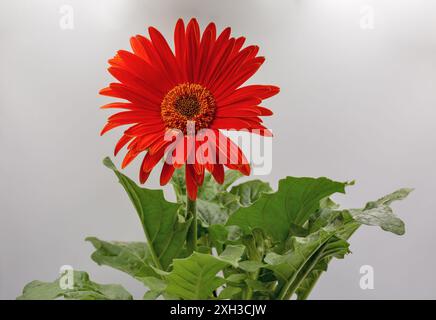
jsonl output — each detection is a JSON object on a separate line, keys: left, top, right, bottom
{"left": 1, "top": 0, "right": 435, "bottom": 299}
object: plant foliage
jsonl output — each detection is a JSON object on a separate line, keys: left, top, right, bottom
{"left": 18, "top": 158, "right": 412, "bottom": 300}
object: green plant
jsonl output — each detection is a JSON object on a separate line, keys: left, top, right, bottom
{"left": 18, "top": 158, "right": 411, "bottom": 300}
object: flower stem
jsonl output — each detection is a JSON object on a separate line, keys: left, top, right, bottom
{"left": 186, "top": 196, "right": 197, "bottom": 253}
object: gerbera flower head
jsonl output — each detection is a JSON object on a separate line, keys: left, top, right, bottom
{"left": 100, "top": 18, "right": 279, "bottom": 200}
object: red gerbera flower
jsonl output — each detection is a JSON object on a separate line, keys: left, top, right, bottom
{"left": 100, "top": 18, "right": 279, "bottom": 200}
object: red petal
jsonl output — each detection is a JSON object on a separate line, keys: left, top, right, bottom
{"left": 197, "top": 29, "right": 214, "bottom": 84}
{"left": 139, "top": 156, "right": 152, "bottom": 184}
{"left": 149, "top": 138, "right": 172, "bottom": 155}
{"left": 215, "top": 60, "right": 264, "bottom": 99}
{"left": 100, "top": 102, "right": 145, "bottom": 111}
{"left": 107, "top": 67, "right": 163, "bottom": 105}
{"left": 220, "top": 85, "right": 279, "bottom": 103}
{"left": 210, "top": 131, "right": 251, "bottom": 177}
{"left": 108, "top": 111, "right": 162, "bottom": 126}
{"left": 171, "top": 136, "right": 189, "bottom": 167}
{"left": 130, "top": 36, "right": 151, "bottom": 63}
{"left": 211, "top": 164, "right": 224, "bottom": 184}
{"left": 114, "top": 134, "right": 133, "bottom": 156}
{"left": 149, "top": 26, "right": 181, "bottom": 83}
{"left": 202, "top": 22, "right": 217, "bottom": 42}
{"left": 132, "top": 132, "right": 164, "bottom": 151}
{"left": 123, "top": 123, "right": 164, "bottom": 137}
{"left": 101, "top": 83, "right": 158, "bottom": 107}
{"left": 122, "top": 147, "right": 142, "bottom": 168}
{"left": 215, "top": 108, "right": 262, "bottom": 118}
{"left": 255, "top": 106, "right": 273, "bottom": 116}
{"left": 117, "top": 50, "right": 171, "bottom": 94}
{"left": 194, "top": 164, "right": 205, "bottom": 185}
{"left": 243, "top": 126, "right": 274, "bottom": 137}
{"left": 210, "top": 46, "right": 258, "bottom": 93}
{"left": 160, "top": 162, "right": 176, "bottom": 186}
{"left": 232, "top": 37, "right": 246, "bottom": 55}
{"left": 185, "top": 164, "right": 198, "bottom": 200}
{"left": 186, "top": 18, "right": 200, "bottom": 82}
{"left": 204, "top": 38, "right": 235, "bottom": 88}
{"left": 108, "top": 53, "right": 125, "bottom": 68}
{"left": 131, "top": 36, "right": 176, "bottom": 86}
{"left": 174, "top": 18, "right": 187, "bottom": 80}
{"left": 219, "top": 97, "right": 262, "bottom": 109}
{"left": 200, "top": 28, "right": 231, "bottom": 84}
{"left": 142, "top": 147, "right": 166, "bottom": 172}
{"left": 210, "top": 118, "right": 253, "bottom": 130}
{"left": 100, "top": 122, "right": 122, "bottom": 135}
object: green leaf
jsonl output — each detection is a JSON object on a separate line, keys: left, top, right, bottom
{"left": 171, "top": 167, "right": 244, "bottom": 226}
{"left": 308, "top": 208, "right": 357, "bottom": 237}
{"left": 208, "top": 225, "right": 243, "bottom": 255}
{"left": 140, "top": 276, "right": 167, "bottom": 299}
{"left": 86, "top": 237, "right": 158, "bottom": 283}
{"left": 208, "top": 225, "right": 242, "bottom": 244}
{"left": 221, "top": 170, "right": 245, "bottom": 190}
{"left": 208, "top": 224, "right": 228, "bottom": 248}
{"left": 171, "top": 167, "right": 273, "bottom": 227}
{"left": 199, "top": 170, "right": 244, "bottom": 200}
{"left": 230, "top": 180, "right": 273, "bottom": 207}
{"left": 196, "top": 196, "right": 239, "bottom": 226}
{"left": 17, "top": 271, "right": 132, "bottom": 300}
{"left": 141, "top": 276, "right": 167, "bottom": 291}
{"left": 239, "top": 260, "right": 266, "bottom": 273}
{"left": 295, "top": 188, "right": 412, "bottom": 299}
{"left": 171, "top": 166, "right": 243, "bottom": 203}
{"left": 218, "top": 245, "right": 246, "bottom": 267}
{"left": 245, "top": 279, "right": 271, "bottom": 293}
{"left": 169, "top": 165, "right": 186, "bottom": 203}
{"left": 165, "top": 245, "right": 245, "bottom": 300}
{"left": 348, "top": 188, "right": 413, "bottom": 235}
{"left": 103, "top": 157, "right": 191, "bottom": 271}
{"left": 219, "top": 286, "right": 242, "bottom": 299}
{"left": 142, "top": 290, "right": 161, "bottom": 300}
{"left": 371, "top": 188, "right": 413, "bottom": 206}
{"left": 227, "top": 177, "right": 347, "bottom": 241}
{"left": 225, "top": 273, "right": 247, "bottom": 284}
{"left": 319, "top": 197, "right": 340, "bottom": 210}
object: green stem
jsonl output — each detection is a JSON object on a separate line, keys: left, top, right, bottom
{"left": 243, "top": 233, "right": 263, "bottom": 300}
{"left": 279, "top": 246, "right": 325, "bottom": 300}
{"left": 295, "top": 271, "right": 321, "bottom": 300}
{"left": 245, "top": 269, "right": 260, "bottom": 300}
{"left": 284, "top": 256, "right": 320, "bottom": 300}
{"left": 295, "top": 224, "right": 361, "bottom": 300}
{"left": 186, "top": 196, "right": 197, "bottom": 253}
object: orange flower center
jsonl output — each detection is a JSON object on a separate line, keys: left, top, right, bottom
{"left": 161, "top": 83, "right": 216, "bottom": 133}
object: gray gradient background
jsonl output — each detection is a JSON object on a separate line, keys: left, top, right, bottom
{"left": 1, "top": 0, "right": 435, "bottom": 299}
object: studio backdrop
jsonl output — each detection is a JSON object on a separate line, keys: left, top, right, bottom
{"left": 1, "top": 0, "right": 435, "bottom": 299}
